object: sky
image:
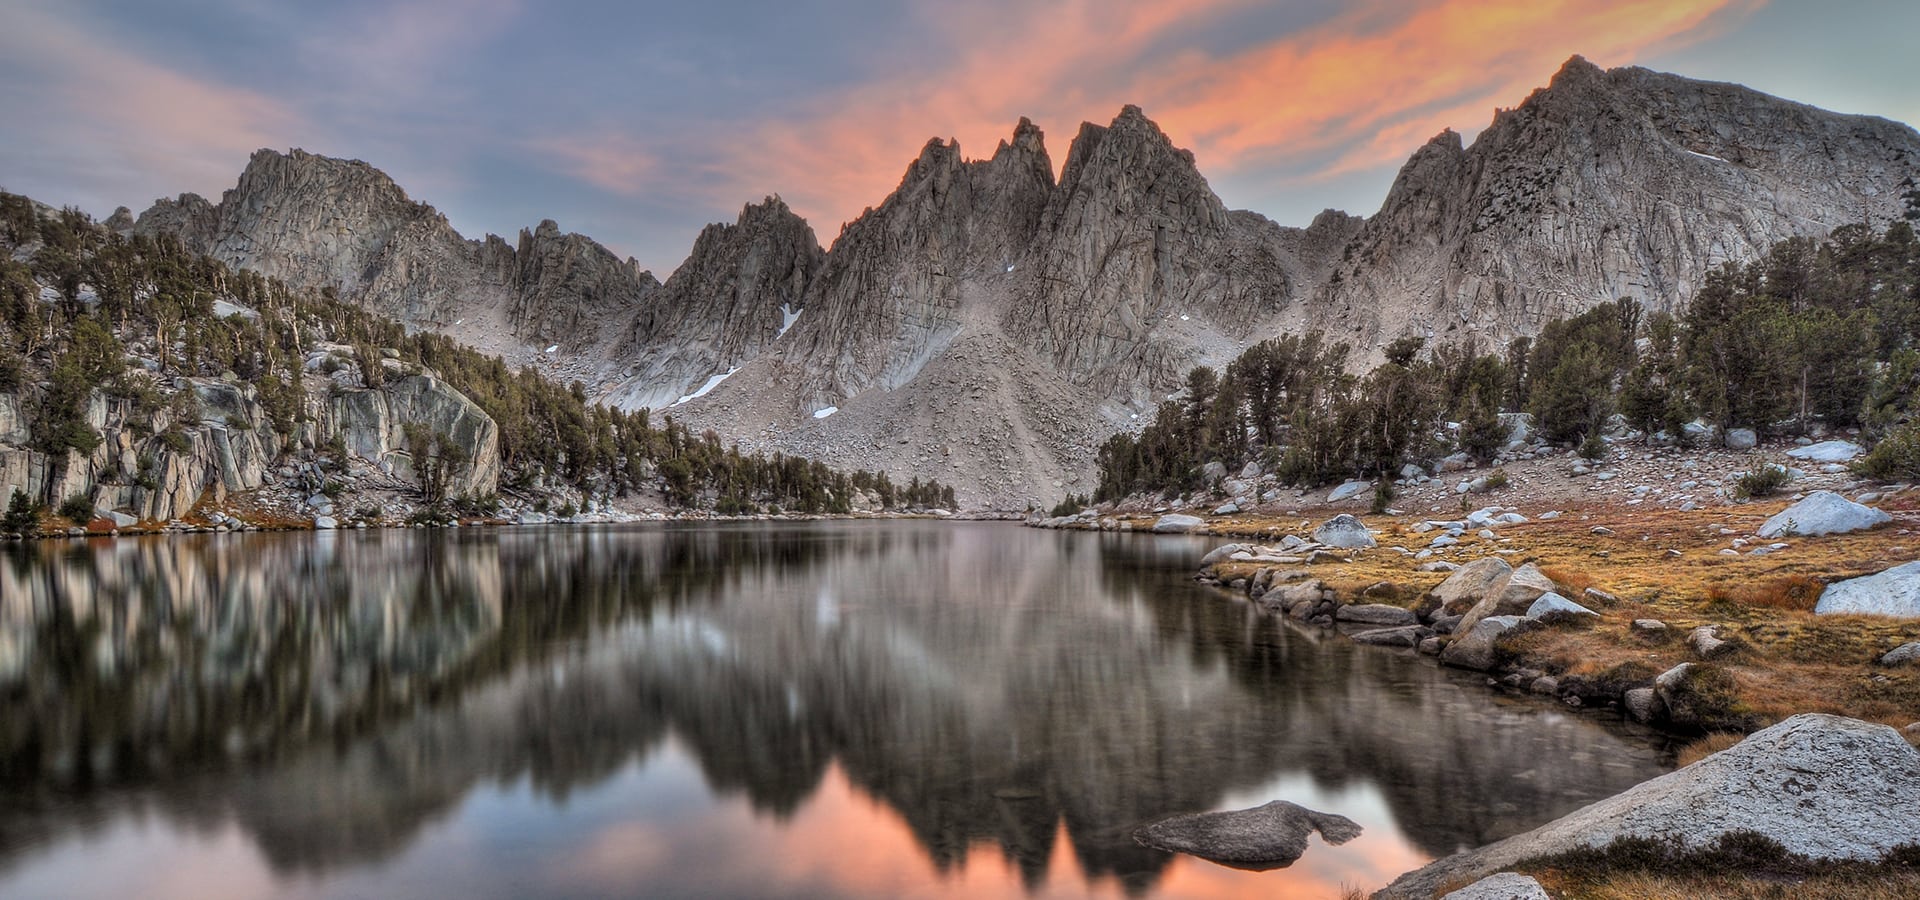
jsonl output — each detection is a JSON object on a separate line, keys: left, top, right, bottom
{"left": 2, "top": 0, "right": 1916, "bottom": 276}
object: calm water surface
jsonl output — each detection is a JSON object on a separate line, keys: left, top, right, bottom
{"left": 0, "top": 522, "right": 1670, "bottom": 899}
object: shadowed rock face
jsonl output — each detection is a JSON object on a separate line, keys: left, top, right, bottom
{"left": 604, "top": 197, "right": 826, "bottom": 409}
{"left": 0, "top": 524, "right": 1669, "bottom": 895}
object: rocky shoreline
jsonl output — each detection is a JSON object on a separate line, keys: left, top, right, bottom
{"left": 0, "top": 503, "right": 986, "bottom": 542}
{"left": 1031, "top": 490, "right": 1920, "bottom": 896}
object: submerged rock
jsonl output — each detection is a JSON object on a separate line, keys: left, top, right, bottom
{"left": 1756, "top": 490, "right": 1889, "bottom": 539}
{"left": 1133, "top": 800, "right": 1361, "bottom": 870}
{"left": 1378, "top": 714, "right": 1920, "bottom": 898}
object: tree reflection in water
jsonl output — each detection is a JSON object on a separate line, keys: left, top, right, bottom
{"left": 0, "top": 523, "right": 1669, "bottom": 897}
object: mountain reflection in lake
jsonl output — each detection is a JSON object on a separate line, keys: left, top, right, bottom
{"left": 0, "top": 522, "right": 1668, "bottom": 898}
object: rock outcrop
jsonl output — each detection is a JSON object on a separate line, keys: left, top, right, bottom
{"left": 332, "top": 375, "right": 501, "bottom": 497}
{"left": 1377, "top": 714, "right": 1920, "bottom": 898}
{"left": 1, "top": 369, "right": 502, "bottom": 524}
{"left": 1440, "top": 873, "right": 1550, "bottom": 900}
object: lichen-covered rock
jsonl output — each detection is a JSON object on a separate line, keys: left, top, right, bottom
{"left": 1525, "top": 593, "right": 1596, "bottom": 621}
{"left": 1312, "top": 513, "right": 1376, "bottom": 548}
{"left": 1377, "top": 715, "right": 1920, "bottom": 898}
{"left": 1757, "top": 490, "right": 1890, "bottom": 539}
{"left": 1429, "top": 558, "right": 1513, "bottom": 614}
{"left": 1441, "top": 872, "right": 1551, "bottom": 900}
{"left": 1816, "top": 561, "right": 1920, "bottom": 617}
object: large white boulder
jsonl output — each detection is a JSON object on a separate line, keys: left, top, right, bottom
{"left": 1785, "top": 440, "right": 1863, "bottom": 463}
{"left": 1525, "top": 592, "right": 1596, "bottom": 620}
{"left": 1428, "top": 557, "right": 1514, "bottom": 613}
{"left": 1326, "top": 480, "right": 1372, "bottom": 503}
{"left": 1377, "top": 714, "right": 1920, "bottom": 898}
{"left": 1152, "top": 513, "right": 1205, "bottom": 534}
{"left": 1756, "top": 490, "right": 1890, "bottom": 538}
{"left": 1311, "top": 513, "right": 1376, "bottom": 548}
{"left": 1816, "top": 560, "right": 1920, "bottom": 617}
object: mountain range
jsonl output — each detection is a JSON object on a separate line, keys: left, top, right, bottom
{"left": 121, "top": 56, "right": 1920, "bottom": 509}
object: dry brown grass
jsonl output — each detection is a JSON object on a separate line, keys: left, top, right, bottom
{"left": 1179, "top": 500, "right": 1920, "bottom": 730}
{"left": 1540, "top": 564, "right": 1598, "bottom": 596}
{"left": 1535, "top": 871, "right": 1920, "bottom": 899}
{"left": 1707, "top": 575, "right": 1825, "bottom": 612}
{"left": 1674, "top": 732, "right": 1746, "bottom": 767}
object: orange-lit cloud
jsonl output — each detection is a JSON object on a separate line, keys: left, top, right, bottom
{"left": 618, "top": 0, "right": 1760, "bottom": 238}
{"left": 1146, "top": 0, "right": 1764, "bottom": 179}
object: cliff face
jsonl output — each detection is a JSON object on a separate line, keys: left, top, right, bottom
{"left": 0, "top": 368, "right": 499, "bottom": 524}
{"left": 1314, "top": 56, "right": 1920, "bottom": 353}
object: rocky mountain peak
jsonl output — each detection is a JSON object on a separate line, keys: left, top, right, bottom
{"left": 1549, "top": 53, "right": 1604, "bottom": 87}
{"left": 1316, "top": 57, "right": 1920, "bottom": 358}
{"left": 131, "top": 193, "right": 217, "bottom": 246}
{"left": 601, "top": 194, "right": 822, "bottom": 409}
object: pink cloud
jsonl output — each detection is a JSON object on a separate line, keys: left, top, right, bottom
{"left": 526, "top": 132, "right": 661, "bottom": 198}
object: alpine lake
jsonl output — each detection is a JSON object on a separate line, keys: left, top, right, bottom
{"left": 0, "top": 521, "right": 1672, "bottom": 898}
